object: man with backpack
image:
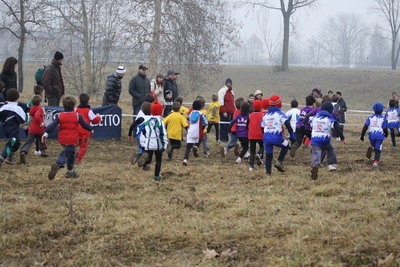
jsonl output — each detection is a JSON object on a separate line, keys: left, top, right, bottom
{"left": 41, "top": 51, "right": 65, "bottom": 107}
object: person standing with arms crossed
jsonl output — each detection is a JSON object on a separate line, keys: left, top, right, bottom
{"left": 163, "top": 69, "right": 179, "bottom": 117}
{"left": 129, "top": 65, "right": 151, "bottom": 119}
{"left": 42, "top": 51, "right": 65, "bottom": 107}
{"left": 218, "top": 78, "right": 235, "bottom": 143}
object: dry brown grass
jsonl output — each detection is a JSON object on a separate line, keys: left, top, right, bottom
{"left": 2, "top": 66, "right": 400, "bottom": 266}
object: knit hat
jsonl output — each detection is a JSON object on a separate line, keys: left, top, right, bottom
{"left": 262, "top": 98, "right": 270, "bottom": 110}
{"left": 116, "top": 66, "right": 126, "bottom": 74}
{"left": 192, "top": 100, "right": 201, "bottom": 111}
{"left": 269, "top": 94, "right": 282, "bottom": 108}
{"left": 253, "top": 100, "right": 263, "bottom": 111}
{"left": 54, "top": 51, "right": 64, "bottom": 61}
{"left": 373, "top": 102, "right": 384, "bottom": 114}
{"left": 254, "top": 90, "right": 263, "bottom": 97}
{"left": 225, "top": 78, "right": 232, "bottom": 85}
{"left": 315, "top": 85, "right": 321, "bottom": 90}
{"left": 151, "top": 102, "right": 163, "bottom": 116}
{"left": 321, "top": 101, "right": 333, "bottom": 113}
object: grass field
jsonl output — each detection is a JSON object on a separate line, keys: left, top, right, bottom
{"left": 1, "top": 66, "right": 400, "bottom": 266}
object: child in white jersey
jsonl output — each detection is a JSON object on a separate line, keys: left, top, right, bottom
{"left": 385, "top": 99, "right": 400, "bottom": 147}
{"left": 360, "top": 102, "right": 388, "bottom": 167}
{"left": 309, "top": 102, "right": 346, "bottom": 180}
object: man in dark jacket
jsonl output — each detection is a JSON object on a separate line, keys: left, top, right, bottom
{"left": 163, "top": 69, "right": 179, "bottom": 117}
{"left": 129, "top": 65, "right": 150, "bottom": 118}
{"left": 42, "top": 51, "right": 65, "bottom": 107}
{"left": 102, "top": 66, "right": 126, "bottom": 106}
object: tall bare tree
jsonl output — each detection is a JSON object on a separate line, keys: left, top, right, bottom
{"left": 257, "top": 10, "right": 281, "bottom": 65}
{"left": 0, "top": 0, "right": 45, "bottom": 92}
{"left": 372, "top": 0, "right": 400, "bottom": 69}
{"left": 319, "top": 13, "right": 367, "bottom": 67}
{"left": 144, "top": 0, "right": 239, "bottom": 93}
{"left": 236, "top": 0, "right": 318, "bottom": 71}
{"left": 44, "top": 0, "right": 143, "bottom": 96}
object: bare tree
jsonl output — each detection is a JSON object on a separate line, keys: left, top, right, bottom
{"left": 257, "top": 10, "right": 281, "bottom": 65}
{"left": 369, "top": 25, "right": 391, "bottom": 66}
{"left": 319, "top": 13, "right": 367, "bottom": 67}
{"left": 372, "top": 0, "right": 400, "bottom": 69}
{"left": 0, "top": 0, "right": 45, "bottom": 92}
{"left": 43, "top": 0, "right": 143, "bottom": 96}
{"left": 236, "top": 0, "right": 318, "bottom": 71}
{"left": 305, "top": 35, "right": 327, "bottom": 67}
{"left": 243, "top": 34, "right": 265, "bottom": 63}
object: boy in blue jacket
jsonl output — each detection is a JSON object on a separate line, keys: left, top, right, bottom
{"left": 0, "top": 89, "right": 26, "bottom": 165}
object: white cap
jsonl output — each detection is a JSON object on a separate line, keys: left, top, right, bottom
{"left": 116, "top": 66, "right": 126, "bottom": 74}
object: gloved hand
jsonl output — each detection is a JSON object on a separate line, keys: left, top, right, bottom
{"left": 360, "top": 136, "right": 364, "bottom": 142}
{"left": 289, "top": 133, "right": 296, "bottom": 142}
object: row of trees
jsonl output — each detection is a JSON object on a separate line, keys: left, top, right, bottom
{"left": 0, "top": 0, "right": 239, "bottom": 94}
{"left": 1, "top": 0, "right": 400, "bottom": 95}
{"left": 232, "top": 12, "right": 394, "bottom": 68}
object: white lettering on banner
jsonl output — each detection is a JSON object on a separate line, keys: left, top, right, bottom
{"left": 44, "top": 109, "right": 58, "bottom": 127}
{"left": 95, "top": 114, "right": 121, "bottom": 127}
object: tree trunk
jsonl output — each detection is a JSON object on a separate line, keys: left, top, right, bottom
{"left": 81, "top": 0, "right": 94, "bottom": 95}
{"left": 148, "top": 0, "right": 162, "bottom": 80}
{"left": 281, "top": 12, "right": 290, "bottom": 71}
{"left": 17, "top": 0, "right": 25, "bottom": 93}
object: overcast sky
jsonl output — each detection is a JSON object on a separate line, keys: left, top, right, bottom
{"left": 232, "top": 0, "right": 381, "bottom": 41}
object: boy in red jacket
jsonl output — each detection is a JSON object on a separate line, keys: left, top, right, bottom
{"left": 42, "top": 96, "right": 93, "bottom": 180}
{"left": 75, "top": 93, "right": 101, "bottom": 164}
{"left": 19, "top": 95, "right": 46, "bottom": 164}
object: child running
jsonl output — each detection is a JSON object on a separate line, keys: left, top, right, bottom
{"left": 0, "top": 89, "right": 26, "bottom": 165}
{"left": 19, "top": 95, "right": 46, "bottom": 164}
{"left": 248, "top": 99, "right": 264, "bottom": 171}
{"left": 138, "top": 102, "right": 168, "bottom": 180}
{"left": 360, "top": 102, "right": 388, "bottom": 167}
{"left": 163, "top": 102, "right": 188, "bottom": 160}
{"left": 207, "top": 94, "right": 221, "bottom": 144}
{"left": 385, "top": 99, "right": 400, "bottom": 148}
{"left": 285, "top": 99, "right": 300, "bottom": 144}
{"left": 43, "top": 96, "right": 93, "bottom": 179}
{"left": 309, "top": 102, "right": 346, "bottom": 180}
{"left": 220, "top": 97, "right": 244, "bottom": 157}
{"left": 75, "top": 93, "right": 102, "bottom": 164}
{"left": 228, "top": 101, "right": 251, "bottom": 164}
{"left": 183, "top": 100, "right": 207, "bottom": 166}
{"left": 261, "top": 95, "right": 295, "bottom": 176}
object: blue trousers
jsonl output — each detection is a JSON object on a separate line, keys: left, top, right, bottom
{"left": 56, "top": 145, "right": 76, "bottom": 171}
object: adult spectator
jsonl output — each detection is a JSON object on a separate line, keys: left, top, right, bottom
{"left": 151, "top": 73, "right": 165, "bottom": 106}
{"left": 254, "top": 90, "right": 263, "bottom": 100}
{"left": 313, "top": 85, "right": 323, "bottom": 98}
{"left": 248, "top": 93, "right": 255, "bottom": 113}
{"left": 390, "top": 92, "right": 399, "bottom": 108}
{"left": 42, "top": 51, "right": 65, "bottom": 106}
{"left": 129, "top": 65, "right": 151, "bottom": 118}
{"left": 336, "top": 91, "right": 347, "bottom": 139}
{"left": 218, "top": 78, "right": 235, "bottom": 142}
{"left": 0, "top": 56, "right": 18, "bottom": 101}
{"left": 102, "top": 66, "right": 126, "bottom": 106}
{"left": 163, "top": 69, "right": 179, "bottom": 117}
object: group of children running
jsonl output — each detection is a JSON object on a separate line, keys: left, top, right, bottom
{"left": 0, "top": 85, "right": 101, "bottom": 179}
{"left": 1, "top": 83, "right": 399, "bottom": 181}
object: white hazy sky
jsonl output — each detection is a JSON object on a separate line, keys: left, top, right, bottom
{"left": 232, "top": 0, "right": 381, "bottom": 41}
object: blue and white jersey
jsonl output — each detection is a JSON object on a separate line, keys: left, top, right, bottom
{"left": 261, "top": 106, "right": 288, "bottom": 142}
{"left": 365, "top": 114, "right": 387, "bottom": 140}
{"left": 385, "top": 107, "right": 400, "bottom": 129}
{"left": 310, "top": 111, "right": 336, "bottom": 146}
{"left": 285, "top": 108, "right": 300, "bottom": 133}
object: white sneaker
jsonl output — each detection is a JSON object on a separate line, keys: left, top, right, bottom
{"left": 249, "top": 167, "right": 254, "bottom": 171}
{"left": 336, "top": 137, "right": 341, "bottom": 142}
{"left": 328, "top": 164, "right": 337, "bottom": 171}
{"left": 34, "top": 151, "right": 41, "bottom": 156}
{"left": 236, "top": 157, "right": 242, "bottom": 164}
{"left": 244, "top": 151, "right": 250, "bottom": 159}
{"left": 182, "top": 159, "right": 188, "bottom": 166}
{"left": 224, "top": 147, "right": 228, "bottom": 156}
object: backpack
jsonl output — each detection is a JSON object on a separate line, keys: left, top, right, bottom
{"left": 35, "top": 65, "right": 55, "bottom": 86}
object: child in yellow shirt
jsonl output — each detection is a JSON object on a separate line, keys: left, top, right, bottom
{"left": 207, "top": 94, "right": 221, "bottom": 144}
{"left": 163, "top": 102, "right": 188, "bottom": 160}
{"left": 175, "top": 97, "right": 189, "bottom": 120}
